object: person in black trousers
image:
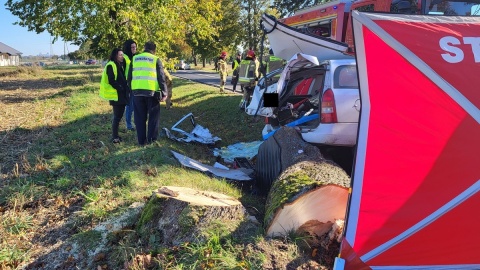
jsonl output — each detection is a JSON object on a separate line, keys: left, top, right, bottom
{"left": 128, "top": 41, "right": 168, "bottom": 146}
{"left": 99, "top": 48, "right": 130, "bottom": 143}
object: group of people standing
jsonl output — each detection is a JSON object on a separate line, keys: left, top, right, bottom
{"left": 217, "top": 49, "right": 259, "bottom": 94}
{"left": 217, "top": 49, "right": 260, "bottom": 111}
{"left": 99, "top": 40, "right": 172, "bottom": 146}
{"left": 100, "top": 45, "right": 261, "bottom": 146}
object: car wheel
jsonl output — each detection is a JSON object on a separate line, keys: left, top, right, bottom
{"left": 255, "top": 136, "right": 282, "bottom": 194}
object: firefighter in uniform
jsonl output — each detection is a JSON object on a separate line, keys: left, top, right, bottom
{"left": 129, "top": 41, "right": 168, "bottom": 146}
{"left": 239, "top": 49, "right": 260, "bottom": 109}
{"left": 218, "top": 51, "right": 228, "bottom": 92}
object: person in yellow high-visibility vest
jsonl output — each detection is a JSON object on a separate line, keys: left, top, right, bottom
{"left": 231, "top": 53, "right": 242, "bottom": 92}
{"left": 239, "top": 49, "right": 260, "bottom": 110}
{"left": 123, "top": 39, "right": 137, "bottom": 131}
{"left": 99, "top": 48, "right": 130, "bottom": 143}
{"left": 128, "top": 41, "right": 168, "bottom": 146}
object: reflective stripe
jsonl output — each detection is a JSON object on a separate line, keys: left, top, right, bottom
{"left": 131, "top": 52, "right": 159, "bottom": 91}
{"left": 362, "top": 180, "right": 480, "bottom": 262}
{"left": 132, "top": 76, "right": 157, "bottom": 81}
{"left": 371, "top": 265, "right": 480, "bottom": 269}
{"left": 133, "top": 67, "right": 156, "bottom": 72}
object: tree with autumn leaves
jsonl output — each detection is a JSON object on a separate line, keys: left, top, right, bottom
{"left": 5, "top": 0, "right": 294, "bottom": 62}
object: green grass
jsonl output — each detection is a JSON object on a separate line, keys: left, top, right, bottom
{"left": 0, "top": 65, "right": 275, "bottom": 269}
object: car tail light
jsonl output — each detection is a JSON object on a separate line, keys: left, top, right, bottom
{"left": 321, "top": 89, "right": 337, "bottom": 123}
{"left": 265, "top": 117, "right": 269, "bottom": 124}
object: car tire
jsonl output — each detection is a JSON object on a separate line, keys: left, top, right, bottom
{"left": 255, "top": 136, "right": 282, "bottom": 194}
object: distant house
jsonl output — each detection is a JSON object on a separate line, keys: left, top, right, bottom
{"left": 0, "top": 42, "right": 22, "bottom": 66}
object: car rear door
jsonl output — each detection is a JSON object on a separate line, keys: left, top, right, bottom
{"left": 328, "top": 61, "right": 360, "bottom": 123}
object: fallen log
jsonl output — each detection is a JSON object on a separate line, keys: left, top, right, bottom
{"left": 255, "top": 126, "right": 325, "bottom": 194}
{"left": 136, "top": 186, "right": 251, "bottom": 246}
{"left": 264, "top": 159, "right": 350, "bottom": 238}
{"left": 264, "top": 127, "right": 350, "bottom": 237}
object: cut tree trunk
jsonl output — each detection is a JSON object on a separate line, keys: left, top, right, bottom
{"left": 260, "top": 127, "right": 351, "bottom": 239}
{"left": 255, "top": 126, "right": 326, "bottom": 194}
{"left": 264, "top": 159, "right": 350, "bottom": 238}
{"left": 136, "top": 186, "right": 251, "bottom": 246}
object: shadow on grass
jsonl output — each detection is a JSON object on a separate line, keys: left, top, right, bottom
{"left": 1, "top": 87, "right": 275, "bottom": 268}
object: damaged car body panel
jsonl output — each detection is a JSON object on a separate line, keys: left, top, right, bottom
{"left": 171, "top": 150, "right": 252, "bottom": 181}
{"left": 163, "top": 113, "right": 221, "bottom": 145}
{"left": 247, "top": 53, "right": 360, "bottom": 147}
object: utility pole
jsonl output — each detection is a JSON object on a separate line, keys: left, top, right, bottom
{"left": 50, "top": 36, "right": 53, "bottom": 57}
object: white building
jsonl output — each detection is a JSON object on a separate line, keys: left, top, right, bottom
{"left": 0, "top": 42, "right": 22, "bottom": 66}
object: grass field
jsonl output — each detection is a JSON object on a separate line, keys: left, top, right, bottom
{"left": 0, "top": 65, "right": 320, "bottom": 269}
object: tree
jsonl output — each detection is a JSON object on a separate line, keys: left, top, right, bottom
{"left": 272, "top": 0, "right": 327, "bottom": 17}
{"left": 184, "top": 0, "right": 242, "bottom": 67}
{"left": 239, "top": 0, "right": 279, "bottom": 55}
{"left": 5, "top": 0, "right": 219, "bottom": 59}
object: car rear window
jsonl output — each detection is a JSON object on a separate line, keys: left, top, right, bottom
{"left": 334, "top": 65, "right": 358, "bottom": 89}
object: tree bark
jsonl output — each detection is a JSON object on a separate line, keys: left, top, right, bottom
{"left": 136, "top": 186, "right": 249, "bottom": 246}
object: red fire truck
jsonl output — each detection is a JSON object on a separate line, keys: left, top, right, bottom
{"left": 276, "top": 0, "right": 480, "bottom": 52}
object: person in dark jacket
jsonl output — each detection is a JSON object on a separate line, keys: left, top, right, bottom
{"left": 231, "top": 53, "right": 242, "bottom": 92}
{"left": 123, "top": 39, "right": 137, "bottom": 131}
{"left": 99, "top": 48, "right": 129, "bottom": 143}
{"left": 128, "top": 41, "right": 168, "bottom": 146}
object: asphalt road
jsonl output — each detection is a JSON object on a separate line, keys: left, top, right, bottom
{"left": 171, "top": 69, "right": 242, "bottom": 94}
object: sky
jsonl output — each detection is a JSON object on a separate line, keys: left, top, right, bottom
{"left": 1, "top": 1, "right": 79, "bottom": 56}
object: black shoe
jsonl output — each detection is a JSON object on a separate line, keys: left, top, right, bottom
{"left": 112, "top": 137, "right": 122, "bottom": 143}
{"left": 127, "top": 127, "right": 135, "bottom": 131}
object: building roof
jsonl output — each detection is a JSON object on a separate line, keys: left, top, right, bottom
{"left": 0, "top": 42, "right": 22, "bottom": 55}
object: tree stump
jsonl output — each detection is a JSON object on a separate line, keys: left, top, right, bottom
{"left": 136, "top": 186, "right": 250, "bottom": 246}
{"left": 264, "top": 160, "right": 350, "bottom": 238}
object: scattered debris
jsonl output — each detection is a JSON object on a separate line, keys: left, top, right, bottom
{"left": 233, "top": 157, "right": 254, "bottom": 170}
{"left": 171, "top": 150, "right": 252, "bottom": 181}
{"left": 213, "top": 162, "right": 229, "bottom": 170}
{"left": 162, "top": 113, "right": 221, "bottom": 144}
{"left": 213, "top": 140, "right": 263, "bottom": 163}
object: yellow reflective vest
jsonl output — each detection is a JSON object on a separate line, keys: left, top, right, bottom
{"left": 233, "top": 59, "right": 240, "bottom": 71}
{"left": 124, "top": 54, "right": 131, "bottom": 78}
{"left": 99, "top": 61, "right": 118, "bottom": 101}
{"left": 131, "top": 52, "right": 159, "bottom": 93}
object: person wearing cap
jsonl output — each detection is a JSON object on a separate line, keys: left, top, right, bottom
{"left": 231, "top": 53, "right": 242, "bottom": 92}
{"left": 128, "top": 41, "right": 168, "bottom": 146}
{"left": 218, "top": 51, "right": 228, "bottom": 93}
{"left": 239, "top": 49, "right": 260, "bottom": 109}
